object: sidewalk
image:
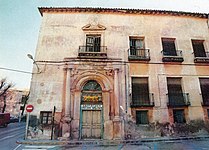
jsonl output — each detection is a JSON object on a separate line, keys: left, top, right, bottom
{"left": 16, "top": 135, "right": 209, "bottom": 146}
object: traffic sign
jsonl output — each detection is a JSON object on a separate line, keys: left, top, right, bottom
{"left": 26, "top": 105, "right": 34, "bottom": 113}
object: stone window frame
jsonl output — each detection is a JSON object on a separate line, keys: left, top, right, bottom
{"left": 40, "top": 111, "right": 52, "bottom": 125}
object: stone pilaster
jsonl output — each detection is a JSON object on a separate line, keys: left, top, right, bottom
{"left": 113, "top": 68, "right": 123, "bottom": 139}
{"left": 62, "top": 68, "right": 72, "bottom": 138}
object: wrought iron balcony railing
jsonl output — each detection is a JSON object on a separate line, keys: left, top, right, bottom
{"left": 78, "top": 46, "right": 107, "bottom": 58}
{"left": 128, "top": 48, "right": 150, "bottom": 61}
{"left": 131, "top": 93, "right": 154, "bottom": 107}
{"left": 167, "top": 93, "right": 190, "bottom": 107}
{"left": 161, "top": 50, "right": 184, "bottom": 62}
{"left": 194, "top": 52, "right": 209, "bottom": 63}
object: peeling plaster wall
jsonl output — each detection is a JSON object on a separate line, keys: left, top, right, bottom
{"left": 29, "top": 10, "right": 209, "bottom": 139}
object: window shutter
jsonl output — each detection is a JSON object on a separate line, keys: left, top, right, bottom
{"left": 162, "top": 39, "right": 177, "bottom": 56}
{"left": 192, "top": 40, "right": 206, "bottom": 57}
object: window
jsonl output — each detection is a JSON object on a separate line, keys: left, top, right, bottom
{"left": 162, "top": 38, "right": 177, "bottom": 56}
{"left": 207, "top": 109, "right": 209, "bottom": 118}
{"left": 199, "top": 78, "right": 209, "bottom": 105}
{"left": 86, "top": 35, "right": 101, "bottom": 52}
{"left": 136, "top": 110, "right": 148, "bottom": 124}
{"left": 173, "top": 109, "right": 185, "bottom": 123}
{"left": 167, "top": 78, "right": 184, "bottom": 106}
{"left": 40, "top": 111, "right": 52, "bottom": 125}
{"left": 192, "top": 40, "right": 206, "bottom": 57}
{"left": 132, "top": 77, "right": 150, "bottom": 106}
{"left": 129, "top": 37, "right": 145, "bottom": 56}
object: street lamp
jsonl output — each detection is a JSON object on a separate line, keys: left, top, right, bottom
{"left": 27, "top": 54, "right": 41, "bottom": 74}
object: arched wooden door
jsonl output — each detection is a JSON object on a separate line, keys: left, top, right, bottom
{"left": 80, "top": 80, "right": 103, "bottom": 139}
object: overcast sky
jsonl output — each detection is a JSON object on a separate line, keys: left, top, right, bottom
{"left": 0, "top": 0, "right": 209, "bottom": 90}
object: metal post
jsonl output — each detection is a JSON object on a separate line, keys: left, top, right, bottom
{"left": 51, "top": 106, "right": 56, "bottom": 140}
{"left": 25, "top": 112, "right": 30, "bottom": 140}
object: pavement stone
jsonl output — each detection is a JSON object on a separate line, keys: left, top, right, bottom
{"left": 16, "top": 135, "right": 209, "bottom": 146}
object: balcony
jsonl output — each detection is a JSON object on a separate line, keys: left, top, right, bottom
{"left": 167, "top": 93, "right": 190, "bottom": 107}
{"left": 128, "top": 48, "right": 150, "bottom": 61}
{"left": 131, "top": 93, "right": 154, "bottom": 107}
{"left": 194, "top": 52, "right": 209, "bottom": 63}
{"left": 162, "top": 50, "right": 184, "bottom": 62}
{"left": 78, "top": 46, "right": 107, "bottom": 59}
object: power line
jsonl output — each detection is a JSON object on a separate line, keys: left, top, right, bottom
{"left": 0, "top": 67, "right": 32, "bottom": 74}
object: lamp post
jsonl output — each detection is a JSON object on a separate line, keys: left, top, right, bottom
{"left": 27, "top": 54, "right": 41, "bottom": 74}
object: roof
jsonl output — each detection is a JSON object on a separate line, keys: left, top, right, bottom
{"left": 38, "top": 7, "right": 208, "bottom": 19}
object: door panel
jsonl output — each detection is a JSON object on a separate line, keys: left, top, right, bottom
{"left": 82, "top": 110, "right": 101, "bottom": 139}
{"left": 92, "top": 111, "right": 101, "bottom": 138}
{"left": 82, "top": 111, "right": 92, "bottom": 138}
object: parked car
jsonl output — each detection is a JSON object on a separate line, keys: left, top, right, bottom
{"left": 10, "top": 115, "right": 19, "bottom": 123}
{"left": 0, "top": 113, "right": 10, "bottom": 127}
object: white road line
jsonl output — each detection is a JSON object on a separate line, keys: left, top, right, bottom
{"left": 25, "top": 145, "right": 55, "bottom": 148}
{"left": 22, "top": 149, "right": 47, "bottom": 150}
{"left": 0, "top": 131, "right": 24, "bottom": 141}
{"left": 0, "top": 135, "right": 15, "bottom": 141}
{"left": 0, "top": 125, "right": 25, "bottom": 135}
{"left": 13, "top": 144, "right": 22, "bottom": 150}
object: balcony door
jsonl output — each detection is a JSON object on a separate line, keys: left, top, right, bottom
{"left": 167, "top": 78, "right": 184, "bottom": 106}
{"left": 129, "top": 37, "right": 145, "bottom": 56}
{"left": 132, "top": 77, "right": 150, "bottom": 106}
{"left": 192, "top": 40, "right": 206, "bottom": 57}
{"left": 86, "top": 35, "right": 101, "bottom": 52}
{"left": 162, "top": 38, "right": 177, "bottom": 56}
{"left": 199, "top": 78, "right": 209, "bottom": 105}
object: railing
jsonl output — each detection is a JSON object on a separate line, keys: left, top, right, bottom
{"left": 194, "top": 52, "right": 209, "bottom": 63}
{"left": 131, "top": 93, "right": 154, "bottom": 107}
{"left": 161, "top": 50, "right": 184, "bottom": 62}
{"left": 128, "top": 48, "right": 150, "bottom": 61}
{"left": 167, "top": 93, "right": 190, "bottom": 107}
{"left": 78, "top": 46, "right": 107, "bottom": 58}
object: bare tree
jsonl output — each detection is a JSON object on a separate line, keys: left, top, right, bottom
{"left": 0, "top": 78, "right": 14, "bottom": 113}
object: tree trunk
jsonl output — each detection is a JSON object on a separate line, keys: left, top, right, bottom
{"left": 2, "top": 95, "right": 6, "bottom": 113}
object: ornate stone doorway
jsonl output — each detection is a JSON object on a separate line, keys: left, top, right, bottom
{"left": 80, "top": 80, "right": 103, "bottom": 139}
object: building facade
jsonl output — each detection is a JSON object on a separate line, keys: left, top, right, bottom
{"left": 0, "top": 89, "right": 29, "bottom": 116}
{"left": 28, "top": 7, "right": 209, "bottom": 140}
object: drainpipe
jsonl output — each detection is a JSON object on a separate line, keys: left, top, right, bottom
{"left": 125, "top": 63, "right": 130, "bottom": 114}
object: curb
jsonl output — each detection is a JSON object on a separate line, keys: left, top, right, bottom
{"left": 16, "top": 136, "right": 209, "bottom": 146}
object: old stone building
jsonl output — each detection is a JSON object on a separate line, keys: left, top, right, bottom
{"left": 28, "top": 7, "right": 209, "bottom": 140}
{"left": 0, "top": 89, "right": 29, "bottom": 116}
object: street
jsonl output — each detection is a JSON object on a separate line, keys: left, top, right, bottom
{"left": 0, "top": 122, "right": 25, "bottom": 150}
{"left": 1, "top": 123, "right": 209, "bottom": 150}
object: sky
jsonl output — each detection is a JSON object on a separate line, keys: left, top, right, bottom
{"left": 0, "top": 0, "right": 209, "bottom": 90}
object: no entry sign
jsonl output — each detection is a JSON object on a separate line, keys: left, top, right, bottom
{"left": 26, "top": 104, "right": 34, "bottom": 113}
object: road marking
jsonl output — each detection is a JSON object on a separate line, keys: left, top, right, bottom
{"left": 0, "top": 131, "right": 24, "bottom": 142}
{"left": 25, "top": 145, "right": 55, "bottom": 148}
{"left": 13, "top": 144, "right": 21, "bottom": 150}
{"left": 0, "top": 125, "right": 25, "bottom": 135}
{"left": 22, "top": 149, "right": 47, "bottom": 150}
{"left": 0, "top": 135, "right": 15, "bottom": 141}
{"left": 153, "top": 143, "right": 157, "bottom": 150}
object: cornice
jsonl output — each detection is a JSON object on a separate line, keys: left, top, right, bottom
{"left": 38, "top": 7, "right": 208, "bottom": 19}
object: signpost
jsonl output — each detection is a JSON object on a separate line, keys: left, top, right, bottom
{"left": 26, "top": 105, "right": 34, "bottom": 113}
{"left": 25, "top": 105, "right": 34, "bottom": 139}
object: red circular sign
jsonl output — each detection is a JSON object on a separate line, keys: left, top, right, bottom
{"left": 26, "top": 105, "right": 34, "bottom": 113}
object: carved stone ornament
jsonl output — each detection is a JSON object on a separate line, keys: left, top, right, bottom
{"left": 82, "top": 23, "right": 106, "bottom": 31}
{"left": 105, "top": 69, "right": 114, "bottom": 76}
{"left": 70, "top": 68, "right": 79, "bottom": 77}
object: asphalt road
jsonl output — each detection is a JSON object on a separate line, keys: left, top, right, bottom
{"left": 2, "top": 123, "right": 209, "bottom": 150}
{"left": 0, "top": 122, "right": 25, "bottom": 150}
